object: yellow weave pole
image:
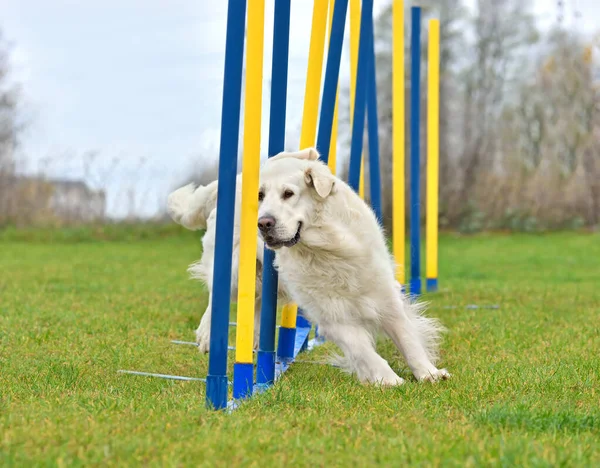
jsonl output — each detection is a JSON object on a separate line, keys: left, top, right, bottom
{"left": 349, "top": 0, "right": 365, "bottom": 199}
{"left": 426, "top": 19, "right": 440, "bottom": 292}
{"left": 235, "top": 0, "right": 265, "bottom": 364}
{"left": 392, "top": 0, "right": 406, "bottom": 285}
{"left": 327, "top": 0, "right": 340, "bottom": 174}
{"left": 282, "top": 0, "right": 329, "bottom": 330}
{"left": 299, "top": 0, "right": 329, "bottom": 149}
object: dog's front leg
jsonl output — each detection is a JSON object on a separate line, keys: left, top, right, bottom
{"left": 318, "top": 323, "right": 405, "bottom": 386}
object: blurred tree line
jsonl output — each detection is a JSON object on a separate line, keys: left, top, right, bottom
{"left": 0, "top": 30, "right": 20, "bottom": 202}
{"left": 361, "top": 0, "right": 600, "bottom": 232}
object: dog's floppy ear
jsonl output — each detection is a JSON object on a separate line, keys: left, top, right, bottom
{"left": 270, "top": 147, "right": 320, "bottom": 162}
{"left": 304, "top": 163, "right": 335, "bottom": 198}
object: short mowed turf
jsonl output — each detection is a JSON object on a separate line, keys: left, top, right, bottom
{"left": 1, "top": 228, "right": 599, "bottom": 466}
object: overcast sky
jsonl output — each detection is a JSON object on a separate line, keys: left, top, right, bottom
{"left": 2, "top": 0, "right": 598, "bottom": 217}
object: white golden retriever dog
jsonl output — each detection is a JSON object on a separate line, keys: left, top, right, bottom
{"left": 168, "top": 148, "right": 450, "bottom": 385}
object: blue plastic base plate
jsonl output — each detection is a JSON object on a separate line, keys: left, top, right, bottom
{"left": 409, "top": 278, "right": 422, "bottom": 298}
{"left": 256, "top": 350, "right": 275, "bottom": 385}
{"left": 232, "top": 362, "right": 254, "bottom": 399}
{"left": 206, "top": 374, "right": 229, "bottom": 410}
{"left": 426, "top": 277, "right": 438, "bottom": 292}
{"left": 276, "top": 326, "right": 296, "bottom": 362}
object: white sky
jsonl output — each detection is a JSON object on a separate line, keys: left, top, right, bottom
{"left": 1, "top": 0, "right": 598, "bottom": 217}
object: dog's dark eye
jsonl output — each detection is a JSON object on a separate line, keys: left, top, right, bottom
{"left": 258, "top": 191, "right": 265, "bottom": 202}
{"left": 282, "top": 189, "right": 294, "bottom": 200}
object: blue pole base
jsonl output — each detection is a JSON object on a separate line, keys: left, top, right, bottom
{"left": 426, "top": 278, "right": 438, "bottom": 292}
{"left": 296, "top": 313, "right": 311, "bottom": 353}
{"left": 296, "top": 313, "right": 311, "bottom": 329}
{"left": 232, "top": 362, "right": 254, "bottom": 400}
{"left": 255, "top": 350, "right": 275, "bottom": 386}
{"left": 206, "top": 374, "right": 229, "bottom": 410}
{"left": 277, "top": 326, "right": 296, "bottom": 363}
{"left": 409, "top": 278, "right": 422, "bottom": 297}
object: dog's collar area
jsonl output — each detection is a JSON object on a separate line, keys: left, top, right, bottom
{"left": 265, "top": 222, "right": 302, "bottom": 249}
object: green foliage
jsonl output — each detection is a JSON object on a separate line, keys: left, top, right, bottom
{"left": 0, "top": 222, "right": 197, "bottom": 243}
{"left": 458, "top": 202, "right": 486, "bottom": 234}
{"left": 1, "top": 232, "right": 599, "bottom": 465}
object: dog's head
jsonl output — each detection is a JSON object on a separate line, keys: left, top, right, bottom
{"left": 257, "top": 147, "right": 336, "bottom": 250}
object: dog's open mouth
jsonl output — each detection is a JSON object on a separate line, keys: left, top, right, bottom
{"left": 265, "top": 222, "right": 302, "bottom": 249}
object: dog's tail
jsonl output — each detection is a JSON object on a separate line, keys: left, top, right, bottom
{"left": 167, "top": 180, "right": 219, "bottom": 230}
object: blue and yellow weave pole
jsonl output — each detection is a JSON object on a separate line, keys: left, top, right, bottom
{"left": 426, "top": 19, "right": 440, "bottom": 293}
{"left": 348, "top": 0, "right": 373, "bottom": 191}
{"left": 206, "top": 0, "right": 247, "bottom": 410}
{"left": 256, "top": 0, "right": 291, "bottom": 387}
{"left": 277, "top": 0, "right": 329, "bottom": 362}
{"left": 366, "top": 13, "right": 382, "bottom": 223}
{"left": 232, "top": 0, "right": 266, "bottom": 400}
{"left": 409, "top": 6, "right": 422, "bottom": 297}
{"left": 392, "top": 0, "right": 406, "bottom": 287}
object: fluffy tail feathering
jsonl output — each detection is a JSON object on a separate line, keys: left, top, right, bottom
{"left": 167, "top": 180, "right": 219, "bottom": 230}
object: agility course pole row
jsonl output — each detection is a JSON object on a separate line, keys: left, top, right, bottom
{"left": 116, "top": 0, "right": 441, "bottom": 413}
{"left": 205, "top": 0, "right": 440, "bottom": 410}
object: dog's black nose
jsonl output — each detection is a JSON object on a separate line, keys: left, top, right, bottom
{"left": 258, "top": 215, "right": 276, "bottom": 232}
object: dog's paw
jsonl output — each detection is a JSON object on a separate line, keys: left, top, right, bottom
{"left": 195, "top": 326, "right": 210, "bottom": 354}
{"left": 417, "top": 368, "right": 451, "bottom": 383}
{"left": 368, "top": 372, "right": 405, "bottom": 387}
{"left": 379, "top": 375, "right": 405, "bottom": 386}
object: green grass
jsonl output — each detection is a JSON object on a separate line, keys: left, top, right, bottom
{"left": 1, "top": 230, "right": 599, "bottom": 466}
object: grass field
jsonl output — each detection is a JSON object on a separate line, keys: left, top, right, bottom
{"left": 1, "top": 229, "right": 599, "bottom": 466}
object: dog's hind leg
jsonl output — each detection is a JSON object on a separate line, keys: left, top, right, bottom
{"left": 317, "top": 323, "right": 404, "bottom": 386}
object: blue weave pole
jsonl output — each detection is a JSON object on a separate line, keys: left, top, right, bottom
{"left": 315, "top": 0, "right": 349, "bottom": 165}
{"left": 409, "top": 6, "right": 422, "bottom": 297}
{"left": 206, "top": 0, "right": 247, "bottom": 411}
{"left": 256, "top": 0, "right": 291, "bottom": 388}
{"left": 348, "top": 0, "right": 373, "bottom": 191}
{"left": 366, "top": 16, "right": 382, "bottom": 224}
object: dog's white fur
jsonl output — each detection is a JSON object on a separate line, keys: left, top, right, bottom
{"left": 168, "top": 148, "right": 450, "bottom": 384}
